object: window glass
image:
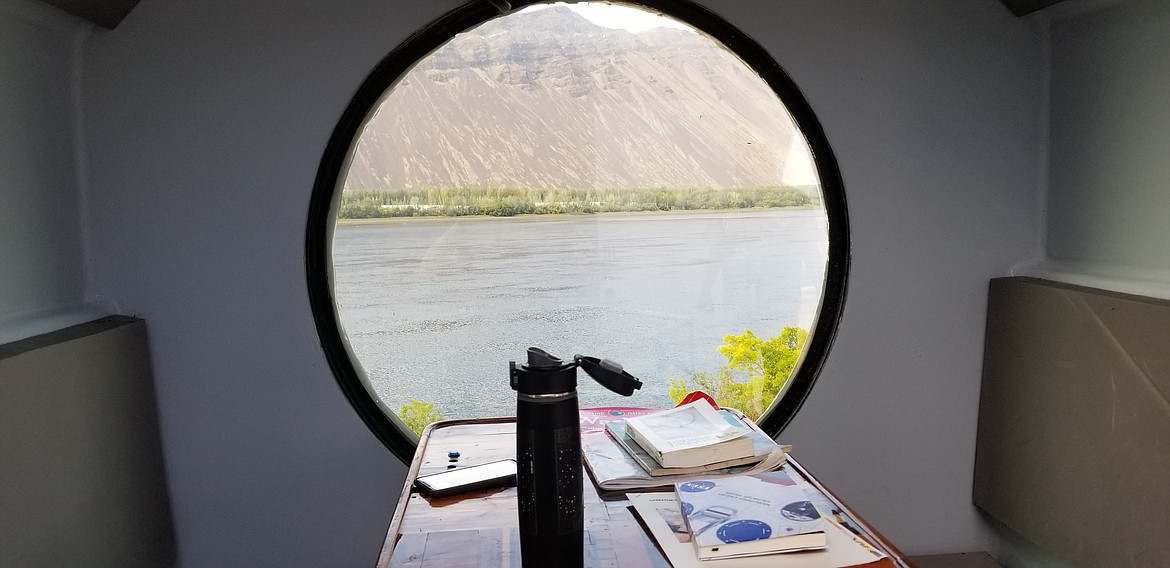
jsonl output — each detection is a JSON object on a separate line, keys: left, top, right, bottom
{"left": 329, "top": 2, "right": 834, "bottom": 436}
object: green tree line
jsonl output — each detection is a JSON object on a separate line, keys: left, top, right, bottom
{"left": 340, "top": 186, "right": 815, "bottom": 219}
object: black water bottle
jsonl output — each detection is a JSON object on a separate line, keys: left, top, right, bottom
{"left": 510, "top": 348, "right": 641, "bottom": 568}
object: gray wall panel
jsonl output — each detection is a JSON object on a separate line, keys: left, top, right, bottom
{"left": 975, "top": 277, "right": 1170, "bottom": 568}
{"left": 0, "top": 316, "right": 174, "bottom": 568}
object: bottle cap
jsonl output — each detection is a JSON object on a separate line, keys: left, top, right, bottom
{"left": 510, "top": 347, "right": 577, "bottom": 394}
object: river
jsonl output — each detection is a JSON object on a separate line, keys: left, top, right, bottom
{"left": 331, "top": 209, "right": 828, "bottom": 419}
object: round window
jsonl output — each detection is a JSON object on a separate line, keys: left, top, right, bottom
{"left": 307, "top": 0, "right": 848, "bottom": 461}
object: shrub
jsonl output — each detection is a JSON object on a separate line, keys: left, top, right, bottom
{"left": 398, "top": 398, "right": 444, "bottom": 435}
{"left": 668, "top": 327, "right": 808, "bottom": 421}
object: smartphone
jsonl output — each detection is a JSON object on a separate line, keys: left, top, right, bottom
{"left": 415, "top": 459, "right": 517, "bottom": 498}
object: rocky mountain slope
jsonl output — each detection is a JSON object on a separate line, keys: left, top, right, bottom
{"left": 344, "top": 6, "right": 804, "bottom": 191}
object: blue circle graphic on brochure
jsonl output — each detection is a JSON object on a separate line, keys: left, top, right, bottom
{"left": 716, "top": 519, "right": 771, "bottom": 543}
{"left": 678, "top": 480, "right": 716, "bottom": 493}
{"left": 681, "top": 501, "right": 694, "bottom": 516}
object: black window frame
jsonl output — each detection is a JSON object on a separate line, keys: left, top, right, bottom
{"left": 306, "top": 0, "right": 850, "bottom": 463}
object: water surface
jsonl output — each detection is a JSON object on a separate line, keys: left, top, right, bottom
{"left": 332, "top": 209, "right": 827, "bottom": 418}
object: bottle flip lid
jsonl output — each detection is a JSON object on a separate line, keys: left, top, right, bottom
{"left": 574, "top": 354, "right": 642, "bottom": 397}
{"left": 509, "top": 348, "right": 642, "bottom": 397}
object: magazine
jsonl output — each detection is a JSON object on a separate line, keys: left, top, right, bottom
{"left": 676, "top": 469, "right": 826, "bottom": 559}
{"left": 628, "top": 490, "right": 886, "bottom": 568}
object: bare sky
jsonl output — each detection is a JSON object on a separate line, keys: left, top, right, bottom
{"left": 524, "top": 2, "right": 694, "bottom": 33}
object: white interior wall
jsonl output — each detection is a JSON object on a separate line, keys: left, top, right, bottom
{"left": 755, "top": 2, "right": 1043, "bottom": 555}
{"left": 1025, "top": 0, "right": 1170, "bottom": 299}
{"left": 0, "top": 0, "right": 105, "bottom": 344}
{"left": 79, "top": 1, "right": 426, "bottom": 566}
{"left": 990, "top": 2, "right": 1170, "bottom": 565}
{"left": 72, "top": 0, "right": 1043, "bottom": 565}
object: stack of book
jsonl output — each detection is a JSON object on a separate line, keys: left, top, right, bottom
{"left": 580, "top": 401, "right": 787, "bottom": 491}
{"left": 582, "top": 402, "right": 887, "bottom": 566}
{"left": 616, "top": 400, "right": 761, "bottom": 468}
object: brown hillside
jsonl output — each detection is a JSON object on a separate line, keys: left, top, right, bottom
{"left": 344, "top": 6, "right": 799, "bottom": 191}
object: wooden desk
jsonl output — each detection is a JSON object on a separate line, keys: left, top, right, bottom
{"left": 378, "top": 417, "right": 911, "bottom": 568}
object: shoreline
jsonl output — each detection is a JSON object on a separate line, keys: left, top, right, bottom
{"left": 335, "top": 205, "right": 821, "bottom": 225}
